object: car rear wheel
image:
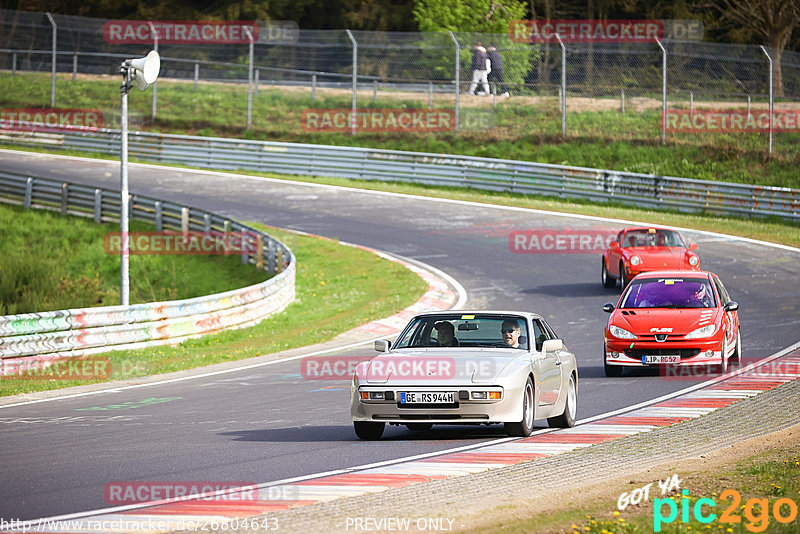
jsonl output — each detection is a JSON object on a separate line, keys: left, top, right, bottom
{"left": 620, "top": 262, "right": 630, "bottom": 290}
{"left": 405, "top": 423, "right": 433, "bottom": 431}
{"left": 602, "top": 259, "right": 616, "bottom": 288}
{"left": 505, "top": 376, "right": 535, "bottom": 437}
{"left": 354, "top": 421, "right": 385, "bottom": 440}
{"left": 547, "top": 373, "right": 577, "bottom": 428}
{"left": 604, "top": 358, "right": 623, "bottom": 377}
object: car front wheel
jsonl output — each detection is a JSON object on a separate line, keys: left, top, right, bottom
{"left": 620, "top": 262, "right": 630, "bottom": 289}
{"left": 547, "top": 373, "right": 577, "bottom": 428}
{"left": 354, "top": 421, "right": 385, "bottom": 440}
{"left": 604, "top": 358, "right": 623, "bottom": 377}
{"left": 505, "top": 376, "right": 535, "bottom": 437}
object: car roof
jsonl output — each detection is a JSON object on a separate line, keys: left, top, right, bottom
{"left": 622, "top": 226, "right": 677, "bottom": 232}
{"left": 410, "top": 310, "right": 543, "bottom": 321}
{"left": 633, "top": 270, "right": 712, "bottom": 280}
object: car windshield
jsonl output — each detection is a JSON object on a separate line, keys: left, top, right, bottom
{"left": 621, "top": 278, "right": 717, "bottom": 309}
{"left": 622, "top": 229, "right": 685, "bottom": 248}
{"left": 393, "top": 314, "right": 529, "bottom": 350}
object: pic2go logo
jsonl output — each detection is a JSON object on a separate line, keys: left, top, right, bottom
{"left": 654, "top": 489, "right": 799, "bottom": 532}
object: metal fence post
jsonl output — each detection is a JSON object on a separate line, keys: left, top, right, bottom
{"left": 312, "top": 74, "right": 316, "bottom": 100}
{"left": 72, "top": 54, "right": 77, "bottom": 81}
{"left": 61, "top": 183, "right": 68, "bottom": 215}
{"left": 194, "top": 63, "right": 199, "bottom": 90}
{"left": 373, "top": 79, "right": 378, "bottom": 102}
{"left": 94, "top": 189, "right": 102, "bottom": 223}
{"left": 46, "top": 12, "right": 56, "bottom": 108}
{"left": 621, "top": 89, "right": 625, "bottom": 113}
{"left": 346, "top": 29, "right": 357, "bottom": 136}
{"left": 760, "top": 45, "right": 773, "bottom": 154}
{"left": 428, "top": 81, "right": 433, "bottom": 108}
{"left": 255, "top": 69, "right": 259, "bottom": 96}
{"left": 449, "top": 31, "right": 460, "bottom": 134}
{"left": 555, "top": 33, "right": 566, "bottom": 138}
{"left": 154, "top": 201, "right": 162, "bottom": 231}
{"left": 244, "top": 26, "right": 254, "bottom": 130}
{"left": 12, "top": 52, "right": 17, "bottom": 76}
{"left": 747, "top": 95, "right": 751, "bottom": 119}
{"left": 690, "top": 91, "right": 694, "bottom": 117}
{"left": 24, "top": 177, "right": 33, "bottom": 209}
{"left": 655, "top": 38, "right": 667, "bottom": 144}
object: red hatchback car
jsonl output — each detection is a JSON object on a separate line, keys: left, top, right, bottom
{"left": 602, "top": 227, "right": 700, "bottom": 289}
{"left": 602, "top": 271, "right": 741, "bottom": 377}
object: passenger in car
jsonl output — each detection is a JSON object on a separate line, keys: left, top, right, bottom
{"left": 433, "top": 321, "right": 459, "bottom": 346}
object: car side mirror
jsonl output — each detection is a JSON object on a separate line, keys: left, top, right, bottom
{"left": 603, "top": 302, "right": 615, "bottom": 313}
{"left": 724, "top": 301, "right": 739, "bottom": 312}
{"left": 542, "top": 339, "right": 563, "bottom": 352}
{"left": 609, "top": 242, "right": 620, "bottom": 250}
{"left": 374, "top": 339, "right": 391, "bottom": 352}
{"left": 689, "top": 243, "right": 698, "bottom": 251}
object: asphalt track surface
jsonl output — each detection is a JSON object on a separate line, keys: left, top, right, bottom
{"left": 1, "top": 150, "right": 799, "bottom": 522}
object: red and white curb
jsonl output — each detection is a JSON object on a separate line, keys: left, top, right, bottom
{"left": 11, "top": 349, "right": 800, "bottom": 533}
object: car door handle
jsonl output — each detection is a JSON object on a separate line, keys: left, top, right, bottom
{"left": 555, "top": 360, "right": 562, "bottom": 366}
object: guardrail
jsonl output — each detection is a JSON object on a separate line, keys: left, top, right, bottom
{"left": 0, "top": 170, "right": 295, "bottom": 368}
{"left": 1, "top": 128, "right": 798, "bottom": 221}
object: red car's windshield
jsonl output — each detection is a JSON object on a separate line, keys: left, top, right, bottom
{"left": 621, "top": 278, "right": 717, "bottom": 309}
{"left": 622, "top": 229, "right": 686, "bottom": 248}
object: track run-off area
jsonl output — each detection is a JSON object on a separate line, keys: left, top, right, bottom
{"left": 1, "top": 149, "right": 799, "bottom": 531}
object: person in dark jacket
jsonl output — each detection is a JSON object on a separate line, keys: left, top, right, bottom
{"left": 467, "top": 42, "right": 490, "bottom": 95}
{"left": 487, "top": 46, "right": 509, "bottom": 97}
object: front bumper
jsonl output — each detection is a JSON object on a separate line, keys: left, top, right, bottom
{"left": 605, "top": 338, "right": 724, "bottom": 367}
{"left": 350, "top": 384, "right": 521, "bottom": 424}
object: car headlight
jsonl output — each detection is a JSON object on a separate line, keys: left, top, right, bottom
{"left": 352, "top": 373, "right": 359, "bottom": 389}
{"left": 685, "top": 324, "right": 717, "bottom": 339}
{"left": 630, "top": 255, "right": 641, "bottom": 266}
{"left": 688, "top": 254, "right": 699, "bottom": 267}
{"left": 610, "top": 325, "right": 637, "bottom": 339}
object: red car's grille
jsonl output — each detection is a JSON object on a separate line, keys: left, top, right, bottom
{"left": 625, "top": 349, "right": 700, "bottom": 360}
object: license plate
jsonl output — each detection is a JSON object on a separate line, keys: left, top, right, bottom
{"left": 400, "top": 391, "right": 454, "bottom": 404}
{"left": 643, "top": 354, "right": 680, "bottom": 364}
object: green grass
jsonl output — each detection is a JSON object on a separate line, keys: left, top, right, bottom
{"left": 1, "top": 72, "right": 798, "bottom": 188}
{"left": 0, "top": 223, "right": 429, "bottom": 396}
{"left": 0, "top": 203, "right": 267, "bottom": 315}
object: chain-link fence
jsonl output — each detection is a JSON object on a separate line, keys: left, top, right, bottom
{"left": 1, "top": 8, "right": 799, "bottom": 152}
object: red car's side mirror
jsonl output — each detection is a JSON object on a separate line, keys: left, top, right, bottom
{"left": 609, "top": 242, "right": 620, "bottom": 250}
{"left": 688, "top": 243, "right": 698, "bottom": 251}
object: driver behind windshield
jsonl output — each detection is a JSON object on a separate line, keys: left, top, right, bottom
{"left": 501, "top": 319, "right": 521, "bottom": 348}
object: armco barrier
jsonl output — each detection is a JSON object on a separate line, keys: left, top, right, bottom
{"left": 0, "top": 170, "right": 295, "bottom": 368}
{"left": 1, "top": 129, "right": 798, "bottom": 221}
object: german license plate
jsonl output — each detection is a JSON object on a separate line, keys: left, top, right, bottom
{"left": 400, "top": 391, "right": 454, "bottom": 404}
{"left": 643, "top": 354, "right": 680, "bottom": 364}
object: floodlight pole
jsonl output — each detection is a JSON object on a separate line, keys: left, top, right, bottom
{"left": 120, "top": 65, "right": 131, "bottom": 306}
{"left": 148, "top": 22, "right": 158, "bottom": 122}
{"left": 244, "top": 25, "right": 254, "bottom": 129}
{"left": 46, "top": 12, "right": 56, "bottom": 108}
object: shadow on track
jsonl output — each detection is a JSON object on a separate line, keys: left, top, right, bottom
{"left": 521, "top": 282, "right": 620, "bottom": 298}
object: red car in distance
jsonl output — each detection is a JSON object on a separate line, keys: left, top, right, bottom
{"left": 602, "top": 270, "right": 741, "bottom": 377}
{"left": 602, "top": 227, "right": 700, "bottom": 289}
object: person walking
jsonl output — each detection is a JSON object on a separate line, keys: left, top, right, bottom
{"left": 467, "top": 42, "right": 490, "bottom": 96}
{"left": 487, "top": 46, "right": 509, "bottom": 97}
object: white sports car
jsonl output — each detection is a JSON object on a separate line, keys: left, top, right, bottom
{"left": 350, "top": 311, "right": 578, "bottom": 440}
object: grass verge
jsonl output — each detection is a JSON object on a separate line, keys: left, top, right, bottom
{"left": 1, "top": 72, "right": 798, "bottom": 188}
{"left": 0, "top": 203, "right": 267, "bottom": 314}
{"left": 0, "top": 224, "right": 429, "bottom": 397}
